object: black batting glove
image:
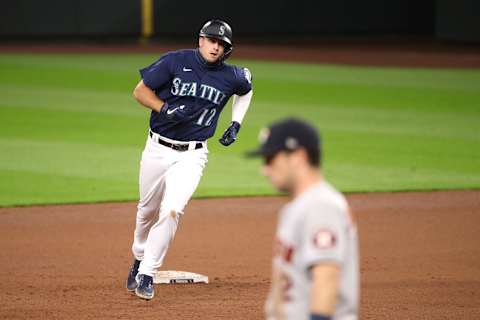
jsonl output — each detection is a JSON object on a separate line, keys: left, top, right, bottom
{"left": 219, "top": 121, "right": 241, "bottom": 146}
{"left": 163, "top": 102, "right": 188, "bottom": 122}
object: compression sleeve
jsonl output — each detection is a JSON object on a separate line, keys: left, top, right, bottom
{"left": 231, "top": 90, "right": 253, "bottom": 124}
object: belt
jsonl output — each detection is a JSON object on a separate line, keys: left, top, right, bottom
{"left": 149, "top": 131, "right": 203, "bottom": 152}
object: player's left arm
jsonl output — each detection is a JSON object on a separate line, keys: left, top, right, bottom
{"left": 219, "top": 90, "right": 253, "bottom": 146}
{"left": 303, "top": 205, "right": 345, "bottom": 320}
{"left": 309, "top": 263, "right": 340, "bottom": 319}
{"left": 219, "top": 67, "right": 253, "bottom": 146}
{"left": 231, "top": 90, "right": 253, "bottom": 124}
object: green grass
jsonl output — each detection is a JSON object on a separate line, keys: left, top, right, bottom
{"left": 1, "top": 53, "right": 479, "bottom": 206}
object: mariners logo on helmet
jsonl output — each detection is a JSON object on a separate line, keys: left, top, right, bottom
{"left": 219, "top": 25, "right": 226, "bottom": 36}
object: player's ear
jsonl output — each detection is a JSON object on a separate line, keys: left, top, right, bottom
{"left": 291, "top": 148, "right": 308, "bottom": 166}
{"left": 198, "top": 37, "right": 204, "bottom": 48}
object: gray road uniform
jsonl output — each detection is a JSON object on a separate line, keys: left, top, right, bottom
{"left": 265, "top": 181, "right": 359, "bottom": 320}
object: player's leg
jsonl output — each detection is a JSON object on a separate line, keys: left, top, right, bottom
{"left": 127, "top": 139, "right": 176, "bottom": 292}
{"left": 137, "top": 147, "right": 208, "bottom": 277}
{"left": 131, "top": 140, "right": 175, "bottom": 260}
{"left": 130, "top": 162, "right": 164, "bottom": 261}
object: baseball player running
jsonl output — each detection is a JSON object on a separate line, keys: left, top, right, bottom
{"left": 249, "top": 118, "right": 359, "bottom": 320}
{"left": 125, "top": 19, "right": 253, "bottom": 300}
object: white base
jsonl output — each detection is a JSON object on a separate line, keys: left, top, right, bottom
{"left": 154, "top": 270, "right": 209, "bottom": 285}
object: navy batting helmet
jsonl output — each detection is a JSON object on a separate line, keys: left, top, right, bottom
{"left": 199, "top": 19, "right": 233, "bottom": 60}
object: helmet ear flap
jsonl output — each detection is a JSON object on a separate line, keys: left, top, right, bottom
{"left": 222, "top": 44, "right": 233, "bottom": 61}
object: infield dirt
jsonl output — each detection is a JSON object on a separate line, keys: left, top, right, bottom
{"left": 1, "top": 191, "right": 479, "bottom": 319}
{"left": 1, "top": 42, "right": 479, "bottom": 319}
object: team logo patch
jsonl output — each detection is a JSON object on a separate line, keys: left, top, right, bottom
{"left": 219, "top": 25, "right": 226, "bottom": 36}
{"left": 243, "top": 68, "right": 252, "bottom": 84}
{"left": 313, "top": 229, "right": 337, "bottom": 249}
{"left": 258, "top": 127, "right": 270, "bottom": 144}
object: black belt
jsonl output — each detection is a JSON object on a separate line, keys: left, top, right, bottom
{"left": 149, "top": 131, "right": 203, "bottom": 152}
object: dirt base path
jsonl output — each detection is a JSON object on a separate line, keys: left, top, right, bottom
{"left": 1, "top": 191, "right": 479, "bottom": 319}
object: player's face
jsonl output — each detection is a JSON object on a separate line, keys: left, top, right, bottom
{"left": 262, "top": 151, "right": 295, "bottom": 193}
{"left": 199, "top": 36, "right": 225, "bottom": 63}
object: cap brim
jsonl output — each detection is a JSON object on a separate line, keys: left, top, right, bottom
{"left": 245, "top": 148, "right": 264, "bottom": 158}
{"left": 245, "top": 145, "right": 279, "bottom": 159}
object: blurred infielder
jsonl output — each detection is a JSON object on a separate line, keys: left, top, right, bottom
{"left": 126, "top": 19, "right": 253, "bottom": 300}
{"left": 249, "top": 118, "right": 359, "bottom": 320}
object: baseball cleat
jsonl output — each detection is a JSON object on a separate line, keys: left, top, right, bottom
{"left": 135, "top": 274, "right": 154, "bottom": 300}
{"left": 126, "top": 259, "right": 141, "bottom": 292}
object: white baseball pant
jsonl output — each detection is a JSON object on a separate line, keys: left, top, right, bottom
{"left": 131, "top": 132, "right": 208, "bottom": 277}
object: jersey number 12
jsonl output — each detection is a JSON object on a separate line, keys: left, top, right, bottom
{"left": 196, "top": 108, "right": 216, "bottom": 127}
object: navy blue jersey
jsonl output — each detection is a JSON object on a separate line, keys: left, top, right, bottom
{"left": 139, "top": 49, "right": 252, "bottom": 141}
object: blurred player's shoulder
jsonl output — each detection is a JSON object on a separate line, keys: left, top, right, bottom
{"left": 316, "top": 181, "right": 356, "bottom": 225}
{"left": 317, "top": 181, "right": 348, "bottom": 207}
{"left": 292, "top": 181, "right": 350, "bottom": 221}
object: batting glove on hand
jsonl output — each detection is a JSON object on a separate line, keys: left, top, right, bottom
{"left": 163, "top": 102, "right": 188, "bottom": 122}
{"left": 219, "top": 121, "right": 241, "bottom": 146}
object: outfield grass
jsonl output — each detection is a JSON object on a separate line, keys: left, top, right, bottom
{"left": 0, "top": 53, "right": 479, "bottom": 206}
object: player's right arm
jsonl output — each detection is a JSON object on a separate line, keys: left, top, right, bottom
{"left": 134, "top": 52, "right": 175, "bottom": 113}
{"left": 133, "top": 80, "right": 165, "bottom": 113}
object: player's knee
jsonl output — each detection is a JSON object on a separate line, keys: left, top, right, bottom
{"left": 168, "top": 209, "right": 183, "bottom": 224}
{"left": 157, "top": 207, "right": 181, "bottom": 222}
{"left": 160, "top": 202, "right": 183, "bottom": 215}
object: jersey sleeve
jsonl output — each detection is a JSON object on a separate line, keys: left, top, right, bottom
{"left": 139, "top": 52, "right": 176, "bottom": 90}
{"left": 233, "top": 66, "right": 253, "bottom": 96}
{"left": 300, "top": 204, "right": 346, "bottom": 269}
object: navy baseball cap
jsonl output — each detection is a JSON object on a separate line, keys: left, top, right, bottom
{"left": 248, "top": 118, "right": 322, "bottom": 166}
